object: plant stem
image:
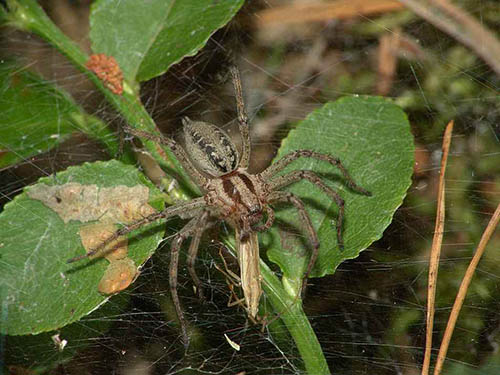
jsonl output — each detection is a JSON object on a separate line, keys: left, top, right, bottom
{"left": 260, "top": 261, "right": 331, "bottom": 375}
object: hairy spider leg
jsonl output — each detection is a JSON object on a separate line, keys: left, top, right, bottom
{"left": 186, "top": 211, "right": 211, "bottom": 300}
{"left": 269, "top": 169, "right": 347, "bottom": 250}
{"left": 169, "top": 213, "right": 209, "bottom": 347}
{"left": 262, "top": 149, "right": 372, "bottom": 197}
{"left": 123, "top": 125, "right": 208, "bottom": 187}
{"left": 67, "top": 198, "right": 206, "bottom": 263}
{"left": 230, "top": 66, "right": 251, "bottom": 169}
{"left": 252, "top": 205, "right": 275, "bottom": 232}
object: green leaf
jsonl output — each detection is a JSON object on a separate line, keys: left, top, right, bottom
{"left": 0, "top": 61, "right": 119, "bottom": 168}
{"left": 0, "top": 160, "right": 164, "bottom": 335}
{"left": 0, "top": 61, "right": 76, "bottom": 168}
{"left": 89, "top": 0, "right": 244, "bottom": 82}
{"left": 265, "top": 96, "right": 414, "bottom": 280}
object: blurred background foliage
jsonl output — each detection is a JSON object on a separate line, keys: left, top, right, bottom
{"left": 1, "top": 0, "right": 499, "bottom": 374}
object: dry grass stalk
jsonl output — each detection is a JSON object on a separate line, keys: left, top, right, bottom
{"left": 433, "top": 203, "right": 500, "bottom": 374}
{"left": 421, "top": 120, "right": 454, "bottom": 375}
{"left": 255, "top": 0, "right": 404, "bottom": 27}
{"left": 376, "top": 31, "right": 401, "bottom": 96}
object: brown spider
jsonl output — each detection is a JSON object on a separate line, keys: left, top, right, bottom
{"left": 69, "top": 67, "right": 371, "bottom": 344}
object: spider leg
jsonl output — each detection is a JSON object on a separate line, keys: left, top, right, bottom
{"left": 230, "top": 66, "right": 251, "bottom": 169}
{"left": 269, "top": 170, "right": 346, "bottom": 251}
{"left": 170, "top": 215, "right": 207, "bottom": 347}
{"left": 67, "top": 197, "right": 207, "bottom": 263}
{"left": 252, "top": 205, "right": 275, "bottom": 232}
{"left": 261, "top": 150, "right": 372, "bottom": 196}
{"left": 268, "top": 191, "right": 319, "bottom": 297}
{"left": 186, "top": 211, "right": 211, "bottom": 300}
{"left": 123, "top": 125, "right": 208, "bottom": 187}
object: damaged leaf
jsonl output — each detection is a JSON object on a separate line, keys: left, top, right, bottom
{"left": 0, "top": 160, "right": 165, "bottom": 335}
{"left": 97, "top": 258, "right": 138, "bottom": 294}
{"left": 79, "top": 223, "right": 138, "bottom": 294}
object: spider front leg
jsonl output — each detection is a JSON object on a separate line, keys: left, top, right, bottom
{"left": 261, "top": 150, "right": 372, "bottom": 197}
{"left": 67, "top": 198, "right": 207, "bottom": 263}
{"left": 251, "top": 205, "right": 275, "bottom": 233}
{"left": 269, "top": 170, "right": 347, "bottom": 250}
{"left": 268, "top": 191, "right": 319, "bottom": 296}
{"left": 230, "top": 66, "right": 251, "bottom": 169}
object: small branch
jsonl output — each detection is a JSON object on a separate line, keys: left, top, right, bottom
{"left": 255, "top": 0, "right": 404, "bottom": 27}
{"left": 422, "top": 120, "right": 453, "bottom": 375}
{"left": 399, "top": 0, "right": 500, "bottom": 76}
{"left": 433, "top": 203, "right": 500, "bottom": 374}
{"left": 376, "top": 31, "right": 401, "bottom": 96}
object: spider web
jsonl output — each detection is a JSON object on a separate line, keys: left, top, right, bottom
{"left": 1, "top": 0, "right": 499, "bottom": 374}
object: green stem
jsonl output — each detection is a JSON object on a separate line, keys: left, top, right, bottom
{"left": 260, "top": 261, "right": 331, "bottom": 375}
{"left": 222, "top": 237, "right": 330, "bottom": 374}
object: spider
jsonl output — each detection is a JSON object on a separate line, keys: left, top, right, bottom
{"left": 69, "top": 67, "right": 371, "bottom": 344}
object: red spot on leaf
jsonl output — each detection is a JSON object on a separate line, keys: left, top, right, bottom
{"left": 86, "top": 53, "right": 124, "bottom": 95}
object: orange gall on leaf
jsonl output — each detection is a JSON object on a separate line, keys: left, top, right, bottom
{"left": 86, "top": 53, "right": 124, "bottom": 95}
{"left": 98, "top": 258, "right": 139, "bottom": 294}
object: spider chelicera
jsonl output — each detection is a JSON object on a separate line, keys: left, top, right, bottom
{"left": 69, "top": 67, "right": 371, "bottom": 344}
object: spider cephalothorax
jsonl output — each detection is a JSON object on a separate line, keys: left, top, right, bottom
{"left": 69, "top": 67, "right": 371, "bottom": 345}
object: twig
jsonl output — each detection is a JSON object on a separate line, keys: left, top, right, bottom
{"left": 376, "top": 31, "right": 401, "bottom": 96}
{"left": 422, "top": 120, "right": 454, "bottom": 375}
{"left": 433, "top": 203, "right": 500, "bottom": 374}
{"left": 399, "top": 0, "right": 500, "bottom": 76}
{"left": 255, "top": 0, "right": 404, "bottom": 27}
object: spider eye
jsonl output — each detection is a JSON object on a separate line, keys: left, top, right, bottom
{"left": 183, "top": 118, "right": 239, "bottom": 177}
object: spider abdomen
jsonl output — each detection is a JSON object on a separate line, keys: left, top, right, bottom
{"left": 183, "top": 117, "right": 239, "bottom": 177}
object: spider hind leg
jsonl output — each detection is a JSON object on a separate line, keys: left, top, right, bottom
{"left": 262, "top": 149, "right": 372, "bottom": 197}
{"left": 269, "top": 169, "right": 347, "bottom": 251}
{"left": 268, "top": 191, "right": 320, "bottom": 296}
{"left": 169, "top": 214, "right": 209, "bottom": 347}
